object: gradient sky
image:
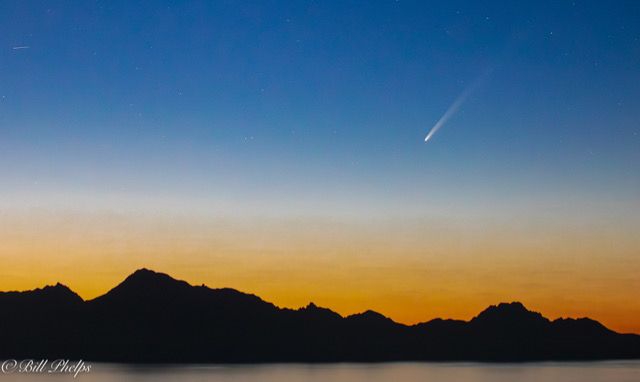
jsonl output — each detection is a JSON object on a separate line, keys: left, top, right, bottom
{"left": 1, "top": 1, "right": 639, "bottom": 332}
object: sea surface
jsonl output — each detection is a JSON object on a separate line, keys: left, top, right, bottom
{"left": 1, "top": 361, "right": 639, "bottom": 381}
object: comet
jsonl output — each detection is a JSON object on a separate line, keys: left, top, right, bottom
{"left": 424, "top": 70, "right": 491, "bottom": 143}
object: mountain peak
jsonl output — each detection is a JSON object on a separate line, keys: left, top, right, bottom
{"left": 0, "top": 283, "right": 84, "bottom": 305}
{"left": 39, "top": 283, "right": 83, "bottom": 303}
{"left": 346, "top": 310, "right": 397, "bottom": 329}
{"left": 128, "top": 267, "right": 166, "bottom": 279}
{"left": 477, "top": 301, "right": 532, "bottom": 315}
{"left": 298, "top": 302, "right": 342, "bottom": 320}
{"left": 93, "top": 268, "right": 192, "bottom": 303}
{"left": 552, "top": 317, "right": 614, "bottom": 335}
{"left": 348, "top": 310, "right": 391, "bottom": 321}
{"left": 472, "top": 302, "right": 549, "bottom": 327}
{"left": 122, "top": 268, "right": 186, "bottom": 286}
{"left": 488, "top": 301, "right": 528, "bottom": 312}
{"left": 42, "top": 282, "right": 74, "bottom": 292}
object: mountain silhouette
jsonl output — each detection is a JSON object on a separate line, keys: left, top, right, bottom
{"left": 1, "top": 269, "right": 638, "bottom": 362}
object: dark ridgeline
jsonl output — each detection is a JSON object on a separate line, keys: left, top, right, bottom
{"left": 1, "top": 268, "right": 638, "bottom": 362}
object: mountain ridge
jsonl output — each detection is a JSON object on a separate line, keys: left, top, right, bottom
{"left": 1, "top": 268, "right": 638, "bottom": 362}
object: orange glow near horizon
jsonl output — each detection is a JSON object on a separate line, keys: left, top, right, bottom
{"left": 1, "top": 208, "right": 638, "bottom": 334}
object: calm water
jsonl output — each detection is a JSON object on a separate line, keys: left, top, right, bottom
{"left": 1, "top": 361, "right": 639, "bottom": 381}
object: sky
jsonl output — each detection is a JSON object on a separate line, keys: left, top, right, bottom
{"left": 1, "top": 1, "right": 639, "bottom": 332}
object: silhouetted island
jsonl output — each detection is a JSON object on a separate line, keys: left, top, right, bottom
{"left": 1, "top": 268, "right": 638, "bottom": 362}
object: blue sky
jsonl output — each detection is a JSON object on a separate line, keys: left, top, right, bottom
{"left": 1, "top": 0, "right": 639, "bottom": 216}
